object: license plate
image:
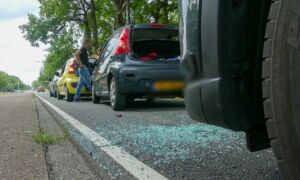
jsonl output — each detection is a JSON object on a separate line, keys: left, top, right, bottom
{"left": 154, "top": 81, "right": 184, "bottom": 91}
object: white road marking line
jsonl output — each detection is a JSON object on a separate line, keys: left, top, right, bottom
{"left": 35, "top": 93, "right": 168, "bottom": 180}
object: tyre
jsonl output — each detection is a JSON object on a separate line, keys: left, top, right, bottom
{"left": 64, "top": 86, "right": 74, "bottom": 102}
{"left": 49, "top": 90, "right": 53, "bottom": 97}
{"left": 263, "top": 0, "right": 300, "bottom": 179}
{"left": 109, "top": 77, "right": 126, "bottom": 111}
{"left": 57, "top": 88, "right": 63, "bottom": 100}
{"left": 92, "top": 84, "right": 100, "bottom": 104}
{"left": 54, "top": 90, "right": 57, "bottom": 98}
{"left": 126, "top": 97, "right": 135, "bottom": 105}
{"left": 147, "top": 98, "right": 154, "bottom": 102}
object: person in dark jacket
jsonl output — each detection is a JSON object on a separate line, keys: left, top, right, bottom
{"left": 73, "top": 39, "right": 92, "bottom": 102}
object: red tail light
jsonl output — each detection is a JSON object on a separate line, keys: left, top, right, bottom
{"left": 68, "top": 62, "right": 75, "bottom": 74}
{"left": 115, "top": 28, "right": 130, "bottom": 55}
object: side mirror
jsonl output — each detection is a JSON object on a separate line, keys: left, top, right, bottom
{"left": 55, "top": 72, "right": 60, "bottom": 77}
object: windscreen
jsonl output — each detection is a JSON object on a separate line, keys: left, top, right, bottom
{"left": 131, "top": 28, "right": 180, "bottom": 62}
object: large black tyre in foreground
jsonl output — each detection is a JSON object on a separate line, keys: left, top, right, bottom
{"left": 179, "top": 0, "right": 299, "bottom": 179}
{"left": 263, "top": 0, "right": 300, "bottom": 179}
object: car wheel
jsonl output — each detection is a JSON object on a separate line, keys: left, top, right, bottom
{"left": 92, "top": 84, "right": 100, "bottom": 104}
{"left": 147, "top": 98, "right": 154, "bottom": 102}
{"left": 64, "top": 86, "right": 74, "bottom": 102}
{"left": 263, "top": 0, "right": 300, "bottom": 179}
{"left": 126, "top": 97, "right": 135, "bottom": 105}
{"left": 57, "top": 89, "right": 63, "bottom": 100}
{"left": 54, "top": 90, "right": 57, "bottom": 98}
{"left": 109, "top": 77, "right": 126, "bottom": 111}
{"left": 49, "top": 90, "right": 53, "bottom": 97}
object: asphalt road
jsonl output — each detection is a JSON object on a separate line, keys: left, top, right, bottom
{"left": 37, "top": 92, "right": 281, "bottom": 180}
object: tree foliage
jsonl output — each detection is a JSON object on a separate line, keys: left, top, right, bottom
{"left": 131, "top": 0, "right": 178, "bottom": 24}
{"left": 0, "top": 71, "right": 28, "bottom": 91}
{"left": 39, "top": 31, "right": 76, "bottom": 82}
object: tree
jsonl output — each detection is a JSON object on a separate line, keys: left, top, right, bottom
{"left": 0, "top": 71, "right": 9, "bottom": 90}
{"left": 111, "top": 0, "right": 127, "bottom": 27}
{"left": 131, "top": 0, "right": 178, "bottom": 24}
{"left": 0, "top": 71, "right": 27, "bottom": 91}
{"left": 21, "top": 0, "right": 179, "bottom": 86}
{"left": 90, "top": 0, "right": 99, "bottom": 49}
{"left": 94, "top": 0, "right": 115, "bottom": 46}
{"left": 39, "top": 31, "right": 76, "bottom": 82}
{"left": 20, "top": 0, "right": 95, "bottom": 49}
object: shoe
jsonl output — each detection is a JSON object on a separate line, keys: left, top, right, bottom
{"left": 73, "top": 99, "right": 79, "bottom": 103}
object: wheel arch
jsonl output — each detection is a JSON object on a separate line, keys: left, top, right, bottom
{"left": 107, "top": 72, "right": 114, "bottom": 91}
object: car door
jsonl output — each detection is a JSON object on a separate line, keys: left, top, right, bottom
{"left": 57, "top": 61, "right": 69, "bottom": 94}
{"left": 54, "top": 69, "right": 62, "bottom": 90}
{"left": 97, "top": 31, "right": 122, "bottom": 94}
{"left": 93, "top": 39, "right": 112, "bottom": 95}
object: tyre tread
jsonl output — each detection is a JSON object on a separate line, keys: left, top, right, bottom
{"left": 262, "top": 0, "right": 290, "bottom": 179}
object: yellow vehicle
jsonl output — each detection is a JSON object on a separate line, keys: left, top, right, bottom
{"left": 56, "top": 58, "right": 95, "bottom": 102}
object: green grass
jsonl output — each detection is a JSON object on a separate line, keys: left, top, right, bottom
{"left": 59, "top": 125, "right": 70, "bottom": 139}
{"left": 32, "top": 132, "right": 62, "bottom": 145}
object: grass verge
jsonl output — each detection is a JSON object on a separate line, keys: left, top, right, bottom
{"left": 32, "top": 132, "right": 62, "bottom": 145}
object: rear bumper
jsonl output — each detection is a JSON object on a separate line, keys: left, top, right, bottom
{"left": 117, "top": 68, "right": 184, "bottom": 97}
{"left": 66, "top": 80, "right": 91, "bottom": 95}
{"left": 119, "top": 79, "right": 183, "bottom": 97}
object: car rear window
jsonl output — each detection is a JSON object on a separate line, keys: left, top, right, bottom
{"left": 131, "top": 28, "right": 180, "bottom": 62}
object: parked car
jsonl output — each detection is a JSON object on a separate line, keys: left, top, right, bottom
{"left": 49, "top": 69, "right": 61, "bottom": 98}
{"left": 179, "top": 0, "right": 300, "bottom": 179}
{"left": 37, "top": 86, "right": 45, "bottom": 92}
{"left": 56, "top": 58, "right": 97, "bottom": 102}
{"left": 92, "top": 24, "right": 184, "bottom": 110}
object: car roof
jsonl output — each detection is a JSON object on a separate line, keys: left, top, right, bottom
{"left": 131, "top": 24, "right": 177, "bottom": 30}
{"left": 117, "top": 24, "right": 177, "bottom": 31}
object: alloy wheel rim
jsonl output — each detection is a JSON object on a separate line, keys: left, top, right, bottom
{"left": 110, "top": 81, "right": 116, "bottom": 106}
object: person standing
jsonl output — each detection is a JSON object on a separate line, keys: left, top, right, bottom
{"left": 73, "top": 39, "right": 92, "bottom": 102}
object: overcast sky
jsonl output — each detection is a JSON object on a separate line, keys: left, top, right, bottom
{"left": 0, "top": 0, "right": 46, "bottom": 84}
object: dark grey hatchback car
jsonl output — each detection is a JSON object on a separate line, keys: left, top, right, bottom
{"left": 92, "top": 24, "right": 184, "bottom": 110}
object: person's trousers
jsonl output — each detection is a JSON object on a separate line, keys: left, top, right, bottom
{"left": 74, "top": 66, "right": 91, "bottom": 100}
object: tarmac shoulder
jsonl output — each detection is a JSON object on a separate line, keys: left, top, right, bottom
{"left": 0, "top": 93, "right": 48, "bottom": 179}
